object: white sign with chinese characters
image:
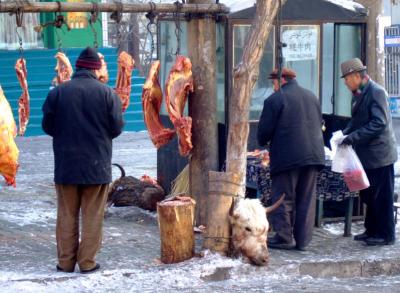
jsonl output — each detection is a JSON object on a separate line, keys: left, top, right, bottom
{"left": 282, "top": 28, "right": 318, "bottom": 61}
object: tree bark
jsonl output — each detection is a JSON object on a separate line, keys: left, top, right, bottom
{"left": 225, "top": 0, "right": 286, "bottom": 195}
{"left": 0, "top": 2, "right": 229, "bottom": 13}
{"left": 355, "top": 0, "right": 385, "bottom": 86}
{"left": 187, "top": 0, "right": 218, "bottom": 226}
{"left": 157, "top": 196, "right": 196, "bottom": 264}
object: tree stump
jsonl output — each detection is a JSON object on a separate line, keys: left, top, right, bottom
{"left": 157, "top": 196, "right": 196, "bottom": 264}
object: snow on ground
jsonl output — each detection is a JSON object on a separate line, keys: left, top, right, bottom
{"left": 1, "top": 131, "right": 400, "bottom": 292}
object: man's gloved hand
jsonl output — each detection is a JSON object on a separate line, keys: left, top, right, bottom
{"left": 340, "top": 135, "right": 353, "bottom": 146}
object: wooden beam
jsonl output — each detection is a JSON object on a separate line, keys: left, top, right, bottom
{"left": 0, "top": 2, "right": 229, "bottom": 14}
{"left": 187, "top": 0, "right": 219, "bottom": 226}
{"left": 225, "top": 0, "right": 286, "bottom": 195}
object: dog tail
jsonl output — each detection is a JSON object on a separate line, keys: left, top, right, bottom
{"left": 112, "top": 163, "right": 126, "bottom": 178}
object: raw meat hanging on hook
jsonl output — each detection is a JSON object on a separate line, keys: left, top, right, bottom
{"left": 95, "top": 52, "right": 109, "bottom": 84}
{"left": 165, "top": 55, "right": 194, "bottom": 156}
{"left": 115, "top": 51, "right": 135, "bottom": 112}
{"left": 15, "top": 58, "right": 30, "bottom": 136}
{"left": 52, "top": 52, "right": 73, "bottom": 86}
{"left": 142, "top": 60, "right": 175, "bottom": 149}
{"left": 0, "top": 86, "right": 19, "bottom": 187}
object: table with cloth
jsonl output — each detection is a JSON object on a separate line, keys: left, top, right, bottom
{"left": 246, "top": 157, "right": 359, "bottom": 236}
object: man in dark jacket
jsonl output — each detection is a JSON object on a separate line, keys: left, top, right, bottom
{"left": 42, "top": 47, "right": 124, "bottom": 273}
{"left": 257, "top": 68, "right": 325, "bottom": 250}
{"left": 340, "top": 58, "right": 397, "bottom": 246}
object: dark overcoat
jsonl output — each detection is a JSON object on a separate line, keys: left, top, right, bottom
{"left": 42, "top": 69, "right": 124, "bottom": 184}
{"left": 257, "top": 79, "right": 325, "bottom": 175}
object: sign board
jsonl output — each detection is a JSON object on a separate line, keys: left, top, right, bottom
{"left": 385, "top": 36, "right": 400, "bottom": 47}
{"left": 282, "top": 28, "right": 318, "bottom": 61}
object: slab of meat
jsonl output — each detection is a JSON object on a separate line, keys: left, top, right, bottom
{"left": 165, "top": 55, "right": 194, "bottom": 156}
{"left": 0, "top": 86, "right": 19, "bottom": 187}
{"left": 142, "top": 61, "right": 175, "bottom": 148}
{"left": 52, "top": 52, "right": 73, "bottom": 86}
{"left": 115, "top": 51, "right": 135, "bottom": 112}
{"left": 15, "top": 58, "right": 30, "bottom": 136}
{"left": 95, "top": 52, "right": 109, "bottom": 84}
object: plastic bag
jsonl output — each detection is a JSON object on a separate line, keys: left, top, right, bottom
{"left": 332, "top": 144, "right": 370, "bottom": 192}
{"left": 0, "top": 86, "right": 19, "bottom": 186}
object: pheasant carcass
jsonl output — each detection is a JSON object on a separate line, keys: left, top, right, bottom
{"left": 0, "top": 86, "right": 19, "bottom": 187}
{"left": 52, "top": 52, "right": 73, "bottom": 86}
{"left": 95, "top": 52, "right": 109, "bottom": 84}
{"left": 115, "top": 51, "right": 135, "bottom": 112}
{"left": 165, "top": 56, "right": 194, "bottom": 156}
{"left": 142, "top": 61, "right": 175, "bottom": 148}
{"left": 15, "top": 58, "right": 30, "bottom": 136}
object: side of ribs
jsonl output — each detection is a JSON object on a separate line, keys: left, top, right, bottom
{"left": 165, "top": 56, "right": 194, "bottom": 156}
{"left": 52, "top": 52, "right": 73, "bottom": 86}
{"left": 115, "top": 51, "right": 135, "bottom": 112}
{"left": 15, "top": 58, "right": 30, "bottom": 136}
{"left": 0, "top": 86, "right": 19, "bottom": 187}
{"left": 142, "top": 61, "right": 175, "bottom": 148}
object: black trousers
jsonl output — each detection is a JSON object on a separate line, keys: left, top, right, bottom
{"left": 270, "top": 166, "right": 319, "bottom": 248}
{"left": 361, "top": 164, "right": 395, "bottom": 242}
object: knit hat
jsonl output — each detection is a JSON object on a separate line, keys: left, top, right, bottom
{"left": 268, "top": 67, "right": 297, "bottom": 80}
{"left": 340, "top": 58, "right": 366, "bottom": 78}
{"left": 75, "top": 47, "right": 102, "bottom": 70}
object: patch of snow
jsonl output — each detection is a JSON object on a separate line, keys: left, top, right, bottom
{"left": 323, "top": 0, "right": 365, "bottom": 12}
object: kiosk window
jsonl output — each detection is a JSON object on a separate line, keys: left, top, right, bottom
{"left": 334, "top": 24, "right": 362, "bottom": 117}
{"left": 282, "top": 25, "right": 320, "bottom": 98}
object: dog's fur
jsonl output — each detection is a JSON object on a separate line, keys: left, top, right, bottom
{"left": 107, "top": 164, "right": 165, "bottom": 211}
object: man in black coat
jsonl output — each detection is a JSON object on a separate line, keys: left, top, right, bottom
{"left": 257, "top": 68, "right": 325, "bottom": 250}
{"left": 42, "top": 47, "right": 124, "bottom": 273}
{"left": 340, "top": 58, "right": 397, "bottom": 246}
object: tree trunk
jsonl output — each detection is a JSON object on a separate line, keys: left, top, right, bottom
{"left": 225, "top": 0, "right": 286, "bottom": 195}
{"left": 187, "top": 0, "right": 218, "bottom": 226}
{"left": 157, "top": 196, "right": 196, "bottom": 264}
{"left": 356, "top": 0, "right": 385, "bottom": 86}
{"left": 128, "top": 13, "right": 143, "bottom": 75}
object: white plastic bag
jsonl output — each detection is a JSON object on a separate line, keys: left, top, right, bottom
{"left": 332, "top": 145, "right": 370, "bottom": 192}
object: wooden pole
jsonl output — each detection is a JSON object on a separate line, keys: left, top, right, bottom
{"left": 355, "top": 0, "right": 385, "bottom": 86}
{"left": 0, "top": 2, "right": 229, "bottom": 14}
{"left": 157, "top": 196, "right": 196, "bottom": 264}
{"left": 187, "top": 0, "right": 218, "bottom": 226}
{"left": 225, "top": 0, "right": 286, "bottom": 195}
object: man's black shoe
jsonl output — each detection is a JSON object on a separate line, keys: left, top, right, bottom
{"left": 364, "top": 237, "right": 395, "bottom": 246}
{"left": 267, "top": 235, "right": 295, "bottom": 250}
{"left": 80, "top": 263, "right": 101, "bottom": 274}
{"left": 56, "top": 265, "right": 74, "bottom": 273}
{"left": 353, "top": 231, "right": 370, "bottom": 241}
{"left": 295, "top": 245, "right": 307, "bottom": 251}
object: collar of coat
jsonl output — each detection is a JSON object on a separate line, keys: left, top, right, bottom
{"left": 351, "top": 79, "right": 372, "bottom": 114}
{"left": 72, "top": 68, "right": 98, "bottom": 80}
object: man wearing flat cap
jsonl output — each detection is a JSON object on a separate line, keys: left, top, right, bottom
{"left": 42, "top": 47, "right": 124, "bottom": 273}
{"left": 257, "top": 67, "right": 325, "bottom": 250}
{"left": 340, "top": 58, "right": 397, "bottom": 246}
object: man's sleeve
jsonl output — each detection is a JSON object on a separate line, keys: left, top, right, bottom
{"left": 346, "top": 89, "right": 388, "bottom": 145}
{"left": 41, "top": 89, "right": 57, "bottom": 137}
{"left": 108, "top": 89, "right": 125, "bottom": 139}
{"left": 257, "top": 97, "right": 280, "bottom": 147}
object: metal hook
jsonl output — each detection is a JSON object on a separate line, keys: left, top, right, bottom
{"left": 55, "top": 27, "right": 63, "bottom": 52}
{"left": 111, "top": 1, "right": 123, "bottom": 53}
{"left": 16, "top": 27, "right": 24, "bottom": 58}
{"left": 145, "top": 3, "right": 157, "bottom": 64}
{"left": 89, "top": 3, "right": 99, "bottom": 49}
{"left": 173, "top": 1, "right": 183, "bottom": 56}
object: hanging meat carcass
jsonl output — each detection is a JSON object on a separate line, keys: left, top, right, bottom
{"left": 115, "top": 51, "right": 135, "bottom": 112}
{"left": 142, "top": 61, "right": 175, "bottom": 148}
{"left": 0, "top": 86, "right": 19, "bottom": 187}
{"left": 95, "top": 52, "right": 109, "bottom": 84}
{"left": 165, "top": 56, "right": 194, "bottom": 156}
{"left": 52, "top": 52, "right": 73, "bottom": 86}
{"left": 15, "top": 58, "right": 30, "bottom": 136}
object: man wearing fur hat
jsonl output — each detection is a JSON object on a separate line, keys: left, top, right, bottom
{"left": 257, "top": 68, "right": 325, "bottom": 251}
{"left": 340, "top": 58, "right": 397, "bottom": 246}
{"left": 42, "top": 47, "right": 124, "bottom": 273}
